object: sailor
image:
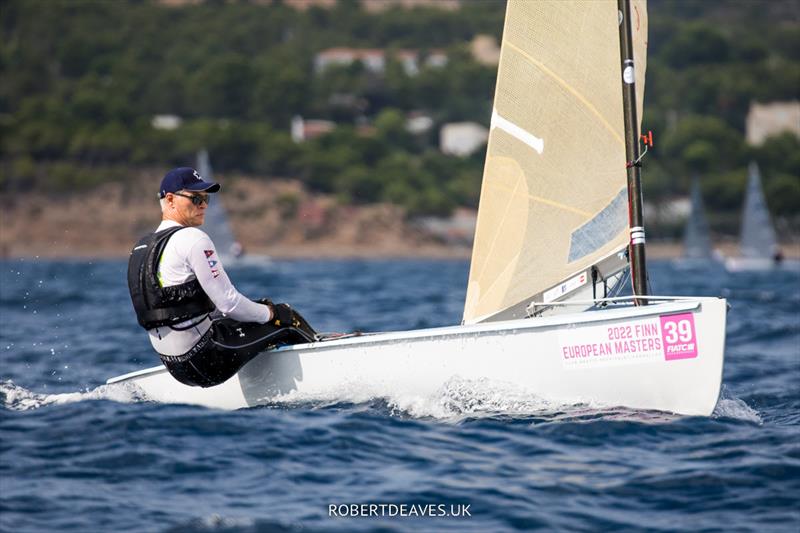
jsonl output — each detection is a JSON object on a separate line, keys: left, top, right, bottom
{"left": 127, "top": 167, "right": 316, "bottom": 388}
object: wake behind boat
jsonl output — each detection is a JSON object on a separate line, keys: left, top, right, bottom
{"left": 109, "top": 0, "right": 727, "bottom": 416}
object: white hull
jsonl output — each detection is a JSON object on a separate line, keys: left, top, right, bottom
{"left": 108, "top": 298, "right": 727, "bottom": 416}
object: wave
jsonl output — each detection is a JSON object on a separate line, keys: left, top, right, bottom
{"left": 160, "top": 514, "right": 259, "bottom": 533}
{"left": 3, "top": 376, "right": 762, "bottom": 426}
{"left": 0, "top": 380, "right": 145, "bottom": 411}
{"left": 263, "top": 377, "right": 707, "bottom": 423}
{"left": 711, "top": 386, "right": 763, "bottom": 424}
{"left": 401, "top": 376, "right": 561, "bottom": 420}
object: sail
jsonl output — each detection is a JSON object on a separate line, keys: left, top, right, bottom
{"left": 684, "top": 176, "right": 713, "bottom": 260}
{"left": 464, "top": 0, "right": 648, "bottom": 324}
{"left": 196, "top": 150, "right": 242, "bottom": 262}
{"left": 739, "top": 162, "right": 777, "bottom": 259}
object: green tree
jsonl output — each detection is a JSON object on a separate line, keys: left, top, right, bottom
{"left": 187, "top": 55, "right": 254, "bottom": 118}
{"left": 660, "top": 22, "right": 730, "bottom": 68}
{"left": 660, "top": 115, "right": 745, "bottom": 177}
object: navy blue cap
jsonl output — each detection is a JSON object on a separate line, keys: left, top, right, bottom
{"left": 158, "top": 167, "right": 220, "bottom": 198}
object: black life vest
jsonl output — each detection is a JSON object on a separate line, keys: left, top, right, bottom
{"left": 127, "top": 226, "right": 215, "bottom": 329}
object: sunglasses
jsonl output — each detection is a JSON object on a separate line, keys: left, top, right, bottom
{"left": 172, "top": 192, "right": 211, "bottom": 206}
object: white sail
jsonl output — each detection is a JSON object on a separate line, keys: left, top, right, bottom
{"left": 464, "top": 0, "right": 648, "bottom": 324}
{"left": 196, "top": 150, "right": 243, "bottom": 263}
{"left": 684, "top": 176, "right": 713, "bottom": 260}
{"left": 739, "top": 162, "right": 777, "bottom": 259}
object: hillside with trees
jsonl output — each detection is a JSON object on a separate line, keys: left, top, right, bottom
{"left": 1, "top": 0, "right": 798, "bottom": 237}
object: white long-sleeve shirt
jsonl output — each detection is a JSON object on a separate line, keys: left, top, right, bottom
{"left": 148, "top": 220, "right": 271, "bottom": 356}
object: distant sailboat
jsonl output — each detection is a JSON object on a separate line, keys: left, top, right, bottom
{"left": 684, "top": 177, "right": 713, "bottom": 259}
{"left": 725, "top": 162, "right": 792, "bottom": 271}
{"left": 196, "top": 150, "right": 245, "bottom": 264}
{"left": 676, "top": 176, "right": 721, "bottom": 269}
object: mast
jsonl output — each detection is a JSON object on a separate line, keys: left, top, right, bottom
{"left": 618, "top": 0, "right": 649, "bottom": 301}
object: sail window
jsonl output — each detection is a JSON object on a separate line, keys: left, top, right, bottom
{"left": 568, "top": 188, "right": 627, "bottom": 262}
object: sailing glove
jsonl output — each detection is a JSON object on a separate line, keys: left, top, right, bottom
{"left": 271, "top": 303, "right": 296, "bottom": 327}
{"left": 256, "top": 298, "right": 295, "bottom": 326}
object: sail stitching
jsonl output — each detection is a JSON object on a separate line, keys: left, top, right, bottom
{"left": 505, "top": 40, "right": 625, "bottom": 148}
{"left": 475, "top": 177, "right": 524, "bottom": 283}
{"left": 487, "top": 180, "right": 592, "bottom": 217}
{"left": 475, "top": 250, "right": 522, "bottom": 310}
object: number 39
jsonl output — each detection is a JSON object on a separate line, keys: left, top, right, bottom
{"left": 664, "top": 319, "right": 693, "bottom": 343}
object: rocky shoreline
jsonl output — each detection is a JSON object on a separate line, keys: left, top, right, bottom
{"left": 2, "top": 175, "right": 797, "bottom": 260}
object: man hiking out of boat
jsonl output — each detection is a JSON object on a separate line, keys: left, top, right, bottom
{"left": 127, "top": 167, "right": 317, "bottom": 388}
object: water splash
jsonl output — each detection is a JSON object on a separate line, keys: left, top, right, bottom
{"left": 263, "top": 376, "right": 566, "bottom": 421}
{"left": 168, "top": 514, "right": 259, "bottom": 532}
{"left": 712, "top": 387, "right": 762, "bottom": 424}
{"left": 2, "top": 375, "right": 751, "bottom": 426}
{"left": 0, "top": 380, "right": 145, "bottom": 411}
{"left": 396, "top": 376, "right": 559, "bottom": 419}
{"left": 240, "top": 374, "right": 722, "bottom": 423}
{"left": 391, "top": 378, "right": 688, "bottom": 423}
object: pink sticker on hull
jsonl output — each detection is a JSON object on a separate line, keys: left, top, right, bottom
{"left": 660, "top": 313, "right": 698, "bottom": 361}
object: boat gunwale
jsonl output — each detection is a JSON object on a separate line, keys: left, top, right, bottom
{"left": 107, "top": 296, "right": 715, "bottom": 385}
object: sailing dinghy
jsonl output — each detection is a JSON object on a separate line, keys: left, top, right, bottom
{"left": 196, "top": 150, "right": 271, "bottom": 266}
{"left": 675, "top": 175, "right": 721, "bottom": 269}
{"left": 108, "top": 0, "right": 727, "bottom": 416}
{"left": 196, "top": 150, "right": 243, "bottom": 264}
{"left": 725, "top": 162, "right": 796, "bottom": 272}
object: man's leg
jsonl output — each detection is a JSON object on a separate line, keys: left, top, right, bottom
{"left": 159, "top": 329, "right": 220, "bottom": 388}
{"left": 197, "top": 317, "right": 311, "bottom": 386}
{"left": 162, "top": 315, "right": 317, "bottom": 388}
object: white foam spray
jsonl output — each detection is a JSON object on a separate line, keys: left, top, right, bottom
{"left": 1, "top": 380, "right": 145, "bottom": 411}
{"left": 262, "top": 376, "right": 569, "bottom": 421}
{"left": 712, "top": 386, "right": 762, "bottom": 424}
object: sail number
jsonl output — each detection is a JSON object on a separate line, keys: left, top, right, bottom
{"left": 659, "top": 313, "right": 699, "bottom": 361}
{"left": 663, "top": 319, "right": 693, "bottom": 344}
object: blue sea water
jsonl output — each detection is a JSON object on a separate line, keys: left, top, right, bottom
{"left": 1, "top": 258, "right": 798, "bottom": 532}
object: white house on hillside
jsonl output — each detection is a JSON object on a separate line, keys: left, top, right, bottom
{"left": 291, "top": 116, "right": 335, "bottom": 142}
{"left": 151, "top": 114, "right": 182, "bottom": 130}
{"left": 314, "top": 48, "right": 447, "bottom": 76}
{"left": 745, "top": 101, "right": 800, "bottom": 146}
{"left": 440, "top": 122, "right": 489, "bottom": 157}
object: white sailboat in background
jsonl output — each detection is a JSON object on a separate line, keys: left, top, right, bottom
{"left": 725, "top": 162, "right": 795, "bottom": 272}
{"left": 196, "top": 150, "right": 271, "bottom": 267}
{"left": 196, "top": 150, "right": 245, "bottom": 264}
{"left": 109, "top": 0, "right": 727, "bottom": 416}
{"left": 675, "top": 175, "right": 722, "bottom": 269}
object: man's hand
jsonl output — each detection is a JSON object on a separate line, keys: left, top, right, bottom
{"left": 271, "top": 303, "right": 296, "bottom": 327}
{"left": 255, "top": 298, "right": 303, "bottom": 329}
